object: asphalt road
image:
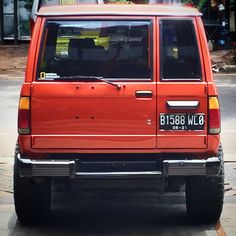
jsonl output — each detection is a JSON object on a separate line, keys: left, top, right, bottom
{"left": 0, "top": 74, "right": 236, "bottom": 236}
{"left": 214, "top": 74, "right": 236, "bottom": 162}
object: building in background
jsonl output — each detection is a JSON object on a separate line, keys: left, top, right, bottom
{"left": 0, "top": 0, "right": 235, "bottom": 46}
{"left": 0, "top": 0, "right": 32, "bottom": 43}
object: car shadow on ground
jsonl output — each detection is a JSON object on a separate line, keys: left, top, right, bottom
{"left": 13, "top": 183, "right": 216, "bottom": 236}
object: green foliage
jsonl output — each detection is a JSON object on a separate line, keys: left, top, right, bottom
{"left": 24, "top": 0, "right": 33, "bottom": 11}
{"left": 20, "top": 21, "right": 30, "bottom": 37}
{"left": 197, "top": 0, "right": 208, "bottom": 10}
{"left": 182, "top": 0, "right": 208, "bottom": 11}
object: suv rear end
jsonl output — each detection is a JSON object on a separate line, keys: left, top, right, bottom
{"left": 15, "top": 4, "right": 224, "bottom": 224}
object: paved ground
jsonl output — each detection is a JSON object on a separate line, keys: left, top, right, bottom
{"left": 0, "top": 44, "right": 28, "bottom": 80}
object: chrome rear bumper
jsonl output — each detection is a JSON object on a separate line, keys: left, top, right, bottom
{"left": 163, "top": 157, "right": 222, "bottom": 177}
{"left": 17, "top": 154, "right": 222, "bottom": 178}
{"left": 17, "top": 154, "right": 76, "bottom": 178}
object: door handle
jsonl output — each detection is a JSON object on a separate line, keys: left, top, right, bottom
{"left": 167, "top": 101, "right": 199, "bottom": 110}
{"left": 135, "top": 91, "right": 153, "bottom": 98}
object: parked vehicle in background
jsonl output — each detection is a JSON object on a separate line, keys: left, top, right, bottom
{"left": 16, "top": 4, "right": 224, "bottom": 225}
{"left": 30, "top": 0, "right": 105, "bottom": 32}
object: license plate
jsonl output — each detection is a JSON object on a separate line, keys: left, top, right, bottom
{"left": 160, "top": 113, "right": 205, "bottom": 131}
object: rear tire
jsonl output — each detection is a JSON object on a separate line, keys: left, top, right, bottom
{"left": 14, "top": 143, "right": 51, "bottom": 224}
{"left": 185, "top": 144, "right": 224, "bottom": 223}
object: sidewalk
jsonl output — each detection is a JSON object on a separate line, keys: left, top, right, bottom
{"left": 0, "top": 44, "right": 235, "bottom": 79}
{"left": 0, "top": 44, "right": 28, "bottom": 80}
{"left": 211, "top": 49, "right": 236, "bottom": 73}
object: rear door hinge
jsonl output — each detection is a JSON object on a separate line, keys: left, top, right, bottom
{"left": 31, "top": 136, "right": 35, "bottom": 146}
{"left": 205, "top": 85, "right": 208, "bottom": 95}
{"left": 204, "top": 136, "right": 207, "bottom": 145}
{"left": 30, "top": 85, "right": 34, "bottom": 95}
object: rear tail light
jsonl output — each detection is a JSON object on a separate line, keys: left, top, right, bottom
{"left": 18, "top": 97, "right": 30, "bottom": 135}
{"left": 208, "top": 96, "right": 221, "bottom": 134}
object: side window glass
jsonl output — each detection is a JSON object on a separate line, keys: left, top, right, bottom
{"left": 160, "top": 19, "right": 201, "bottom": 80}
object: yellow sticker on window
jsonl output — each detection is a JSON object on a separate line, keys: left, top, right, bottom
{"left": 60, "top": 0, "right": 76, "bottom": 5}
{"left": 40, "top": 72, "right": 46, "bottom": 80}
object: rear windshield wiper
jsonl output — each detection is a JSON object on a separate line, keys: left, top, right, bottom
{"left": 56, "top": 75, "right": 121, "bottom": 90}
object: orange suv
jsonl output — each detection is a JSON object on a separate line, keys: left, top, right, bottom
{"left": 15, "top": 4, "right": 224, "bottom": 224}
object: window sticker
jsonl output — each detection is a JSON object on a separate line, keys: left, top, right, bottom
{"left": 40, "top": 72, "right": 60, "bottom": 80}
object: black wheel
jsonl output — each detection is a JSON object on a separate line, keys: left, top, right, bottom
{"left": 14, "top": 143, "right": 51, "bottom": 224}
{"left": 185, "top": 144, "right": 224, "bottom": 223}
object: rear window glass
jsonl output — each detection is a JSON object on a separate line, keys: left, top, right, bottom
{"left": 38, "top": 20, "right": 151, "bottom": 81}
{"left": 160, "top": 19, "right": 201, "bottom": 80}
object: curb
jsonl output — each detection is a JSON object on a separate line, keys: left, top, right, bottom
{"left": 214, "top": 73, "right": 236, "bottom": 76}
{"left": 222, "top": 65, "right": 236, "bottom": 74}
{"left": 212, "top": 63, "right": 236, "bottom": 75}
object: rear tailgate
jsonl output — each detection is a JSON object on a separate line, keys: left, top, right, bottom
{"left": 157, "top": 18, "right": 207, "bottom": 149}
{"left": 30, "top": 81, "right": 157, "bottom": 149}
{"left": 30, "top": 17, "right": 157, "bottom": 150}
